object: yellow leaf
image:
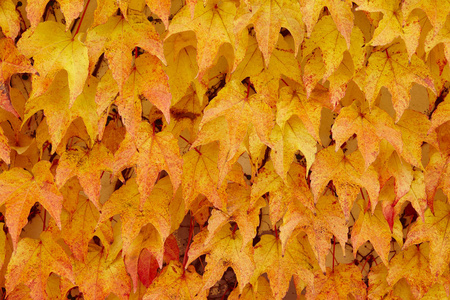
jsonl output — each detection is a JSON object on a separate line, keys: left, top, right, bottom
{"left": 17, "top": 21, "right": 88, "bottom": 105}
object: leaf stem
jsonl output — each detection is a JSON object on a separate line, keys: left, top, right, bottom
{"left": 74, "top": 0, "right": 91, "bottom": 36}
{"left": 179, "top": 135, "right": 202, "bottom": 155}
{"left": 232, "top": 223, "right": 238, "bottom": 235}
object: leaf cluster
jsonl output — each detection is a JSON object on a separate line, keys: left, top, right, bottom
{"left": 1, "top": 0, "right": 450, "bottom": 299}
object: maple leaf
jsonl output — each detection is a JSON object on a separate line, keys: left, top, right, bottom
{"left": 302, "top": 16, "right": 353, "bottom": 80}
{"left": 355, "top": 0, "right": 421, "bottom": 60}
{"left": 116, "top": 53, "right": 172, "bottom": 137}
{"left": 84, "top": 13, "right": 165, "bottom": 92}
{"left": 332, "top": 100, "right": 403, "bottom": 168}
{"left": 0, "top": 0, "right": 20, "bottom": 39}
{"left": 361, "top": 42, "right": 435, "bottom": 121}
{"left": 270, "top": 116, "right": 317, "bottom": 179}
{"left": 367, "top": 263, "right": 416, "bottom": 299}
{"left": 59, "top": 195, "right": 101, "bottom": 262}
{"left": 402, "top": 0, "right": 450, "bottom": 37}
{"left": 387, "top": 243, "right": 435, "bottom": 299}
{"left": 143, "top": 261, "right": 206, "bottom": 300}
{"left": 251, "top": 234, "right": 316, "bottom": 299}
{"left": 186, "top": 225, "right": 255, "bottom": 293}
{"left": 310, "top": 146, "right": 380, "bottom": 220}
{"left": 251, "top": 161, "right": 315, "bottom": 226}
{"left": 0, "top": 160, "right": 63, "bottom": 248}
{"left": 5, "top": 232, "right": 74, "bottom": 300}
{"left": 24, "top": 73, "right": 99, "bottom": 150}
{"left": 425, "top": 18, "right": 450, "bottom": 63}
{"left": 396, "top": 109, "right": 435, "bottom": 168}
{"left": 280, "top": 195, "right": 347, "bottom": 272}
{"left": 205, "top": 183, "right": 265, "bottom": 249}
{"left": 17, "top": 21, "right": 88, "bottom": 104}
{"left": 73, "top": 243, "right": 131, "bottom": 300}
{"left": 182, "top": 142, "right": 228, "bottom": 211}
{"left": 276, "top": 83, "right": 331, "bottom": 143}
{"left": 98, "top": 177, "right": 174, "bottom": 258}
{"left": 198, "top": 79, "right": 274, "bottom": 162}
{"left": 351, "top": 199, "right": 403, "bottom": 266}
{"left": 300, "top": 0, "right": 353, "bottom": 48}
{"left": 228, "top": 276, "right": 274, "bottom": 300}
{"left": 403, "top": 200, "right": 450, "bottom": 277}
{"left": 166, "top": 0, "right": 236, "bottom": 81}
{"left": 55, "top": 143, "right": 113, "bottom": 209}
{"left": 0, "top": 38, "right": 36, "bottom": 118}
{"left": 114, "top": 121, "right": 183, "bottom": 208}
{"left": 305, "top": 264, "right": 367, "bottom": 300}
{"left": 234, "top": 0, "right": 304, "bottom": 65}
{"left": 26, "top": 0, "right": 83, "bottom": 31}
{"left": 424, "top": 148, "right": 450, "bottom": 210}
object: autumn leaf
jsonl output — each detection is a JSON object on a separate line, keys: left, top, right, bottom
{"left": 204, "top": 183, "right": 264, "bottom": 250}
{"left": 26, "top": 0, "right": 84, "bottom": 31}
{"left": 332, "top": 100, "right": 403, "bottom": 168}
{"left": 251, "top": 161, "right": 315, "bottom": 227}
{"left": 351, "top": 199, "right": 403, "bottom": 266}
{"left": 166, "top": 0, "right": 236, "bottom": 80}
{"left": 0, "top": 160, "right": 62, "bottom": 248}
{"left": 0, "top": 0, "right": 20, "bottom": 39}
{"left": 228, "top": 276, "right": 274, "bottom": 300}
{"left": 361, "top": 42, "right": 434, "bottom": 121}
{"left": 300, "top": 0, "right": 353, "bottom": 48}
{"left": 186, "top": 224, "right": 255, "bottom": 293}
{"left": 310, "top": 146, "right": 380, "bottom": 220}
{"left": 84, "top": 13, "right": 165, "bottom": 92}
{"left": 17, "top": 21, "right": 88, "bottom": 104}
{"left": 251, "top": 234, "right": 316, "bottom": 299}
{"left": 403, "top": 199, "right": 450, "bottom": 278}
{"left": 182, "top": 142, "right": 228, "bottom": 211}
{"left": 305, "top": 264, "right": 367, "bottom": 300}
{"left": 198, "top": 79, "right": 274, "bottom": 163}
{"left": 0, "top": 38, "right": 36, "bottom": 118}
{"left": 114, "top": 121, "right": 182, "bottom": 208}
{"left": 6, "top": 232, "right": 74, "bottom": 300}
{"left": 387, "top": 243, "right": 435, "bottom": 299}
{"left": 55, "top": 143, "right": 113, "bottom": 209}
{"left": 355, "top": 0, "right": 421, "bottom": 59}
{"left": 234, "top": 0, "right": 304, "bottom": 65}
{"left": 98, "top": 178, "right": 173, "bottom": 257}
{"left": 143, "top": 261, "right": 206, "bottom": 300}
{"left": 73, "top": 243, "right": 131, "bottom": 300}
{"left": 115, "top": 53, "right": 172, "bottom": 137}
{"left": 281, "top": 196, "right": 347, "bottom": 273}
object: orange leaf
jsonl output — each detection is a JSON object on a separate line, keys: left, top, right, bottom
{"left": 305, "top": 264, "right": 367, "bottom": 300}
{"left": 362, "top": 42, "right": 434, "bottom": 121}
{"left": 0, "top": 38, "right": 36, "bottom": 118}
{"left": 74, "top": 243, "right": 132, "bottom": 300}
{"left": 186, "top": 225, "right": 255, "bottom": 293}
{"left": 6, "top": 232, "right": 74, "bottom": 300}
{"left": 85, "top": 14, "right": 165, "bottom": 92}
{"left": 55, "top": 143, "right": 113, "bottom": 209}
{"left": 251, "top": 234, "right": 316, "bottom": 299}
{"left": 114, "top": 121, "right": 182, "bottom": 208}
{"left": 26, "top": 0, "right": 83, "bottom": 31}
{"left": 142, "top": 261, "right": 206, "bottom": 300}
{"left": 0, "top": 161, "right": 63, "bottom": 249}
{"left": 310, "top": 146, "right": 380, "bottom": 219}
{"left": 332, "top": 100, "right": 403, "bottom": 168}
{"left": 235, "top": 0, "right": 304, "bottom": 65}
{"left": 387, "top": 243, "right": 435, "bottom": 299}
{"left": 280, "top": 195, "right": 347, "bottom": 272}
{"left": 403, "top": 199, "right": 450, "bottom": 277}
{"left": 166, "top": 0, "right": 236, "bottom": 80}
